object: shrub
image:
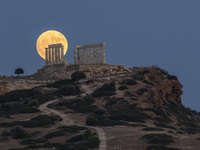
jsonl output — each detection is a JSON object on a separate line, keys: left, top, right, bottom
{"left": 92, "top": 82, "right": 116, "bottom": 97}
{"left": 55, "top": 96, "right": 96, "bottom": 113}
{"left": 154, "top": 122, "right": 176, "bottom": 130}
{"left": 20, "top": 138, "right": 47, "bottom": 145}
{"left": 20, "top": 115, "right": 62, "bottom": 128}
{"left": 126, "top": 79, "right": 137, "bottom": 85}
{"left": 142, "top": 127, "right": 164, "bottom": 131}
{"left": 105, "top": 98, "right": 118, "bottom": 107}
{"left": 60, "top": 84, "right": 76, "bottom": 96}
{"left": 28, "top": 100, "right": 39, "bottom": 107}
{"left": 118, "top": 85, "right": 128, "bottom": 90}
{"left": 137, "top": 88, "right": 148, "bottom": 95}
{"left": 47, "top": 79, "right": 75, "bottom": 89}
{"left": 86, "top": 115, "right": 99, "bottom": 126}
{"left": 94, "top": 109, "right": 105, "bottom": 115}
{"left": 86, "top": 80, "right": 94, "bottom": 84}
{"left": 58, "top": 125, "right": 87, "bottom": 133}
{"left": 124, "top": 91, "right": 136, "bottom": 97}
{"left": 44, "top": 131, "right": 65, "bottom": 139}
{"left": 145, "top": 145, "right": 180, "bottom": 150}
{"left": 15, "top": 107, "right": 40, "bottom": 114}
{"left": 167, "top": 75, "right": 177, "bottom": 80}
{"left": 141, "top": 133, "right": 174, "bottom": 145}
{"left": 83, "top": 130, "right": 92, "bottom": 139}
{"left": 142, "top": 80, "right": 154, "bottom": 85}
{"left": 87, "top": 136, "right": 100, "bottom": 149}
{"left": 71, "top": 71, "right": 86, "bottom": 81}
{"left": 67, "top": 134, "right": 84, "bottom": 142}
{"left": 1, "top": 130, "right": 11, "bottom": 137}
{"left": 0, "top": 137, "right": 9, "bottom": 143}
{"left": 10, "top": 126, "right": 28, "bottom": 139}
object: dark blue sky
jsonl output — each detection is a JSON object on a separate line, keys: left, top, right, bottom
{"left": 0, "top": 1, "right": 200, "bottom": 111}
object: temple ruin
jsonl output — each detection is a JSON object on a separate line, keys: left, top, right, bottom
{"left": 45, "top": 43, "right": 66, "bottom": 65}
{"left": 73, "top": 42, "right": 106, "bottom": 65}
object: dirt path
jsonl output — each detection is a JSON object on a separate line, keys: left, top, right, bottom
{"left": 39, "top": 99, "right": 107, "bottom": 150}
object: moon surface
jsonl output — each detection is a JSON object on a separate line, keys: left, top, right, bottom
{"left": 36, "top": 30, "right": 68, "bottom": 59}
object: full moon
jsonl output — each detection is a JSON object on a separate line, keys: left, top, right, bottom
{"left": 36, "top": 30, "right": 68, "bottom": 59}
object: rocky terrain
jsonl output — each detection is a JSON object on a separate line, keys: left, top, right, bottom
{"left": 0, "top": 65, "right": 200, "bottom": 150}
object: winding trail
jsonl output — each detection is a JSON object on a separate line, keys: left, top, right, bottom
{"left": 39, "top": 99, "right": 106, "bottom": 150}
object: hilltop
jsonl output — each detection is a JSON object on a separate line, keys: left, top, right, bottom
{"left": 0, "top": 65, "right": 200, "bottom": 150}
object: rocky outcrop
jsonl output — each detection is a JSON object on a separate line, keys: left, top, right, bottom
{"left": 144, "top": 69, "right": 183, "bottom": 105}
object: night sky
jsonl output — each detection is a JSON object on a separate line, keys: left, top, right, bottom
{"left": 0, "top": 1, "right": 200, "bottom": 111}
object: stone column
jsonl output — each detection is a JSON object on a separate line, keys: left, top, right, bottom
{"left": 51, "top": 47, "right": 54, "bottom": 64}
{"left": 49, "top": 48, "right": 51, "bottom": 64}
{"left": 61, "top": 46, "right": 64, "bottom": 63}
{"left": 45, "top": 48, "right": 48, "bottom": 65}
{"left": 96, "top": 45, "right": 99, "bottom": 64}
{"left": 77, "top": 48, "right": 80, "bottom": 64}
{"left": 84, "top": 47, "right": 86, "bottom": 64}
{"left": 81, "top": 48, "right": 83, "bottom": 64}
{"left": 103, "top": 43, "right": 106, "bottom": 64}
{"left": 56, "top": 46, "right": 60, "bottom": 64}
{"left": 87, "top": 47, "right": 89, "bottom": 64}
{"left": 90, "top": 46, "right": 93, "bottom": 64}
{"left": 74, "top": 48, "right": 77, "bottom": 64}
{"left": 93, "top": 46, "right": 96, "bottom": 64}
{"left": 99, "top": 45, "right": 103, "bottom": 64}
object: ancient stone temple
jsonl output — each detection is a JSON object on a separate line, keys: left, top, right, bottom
{"left": 73, "top": 42, "right": 106, "bottom": 65}
{"left": 45, "top": 43, "right": 66, "bottom": 65}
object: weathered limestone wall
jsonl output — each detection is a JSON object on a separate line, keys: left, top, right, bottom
{"left": 0, "top": 79, "right": 47, "bottom": 95}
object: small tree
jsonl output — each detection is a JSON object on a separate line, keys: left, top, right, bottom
{"left": 71, "top": 71, "right": 86, "bottom": 82}
{"left": 86, "top": 115, "right": 99, "bottom": 126}
{"left": 10, "top": 126, "right": 27, "bottom": 139}
{"left": 61, "top": 84, "right": 76, "bottom": 95}
{"left": 87, "top": 136, "right": 101, "bottom": 148}
{"left": 15, "top": 68, "right": 24, "bottom": 76}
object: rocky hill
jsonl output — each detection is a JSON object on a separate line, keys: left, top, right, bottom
{"left": 0, "top": 65, "right": 200, "bottom": 150}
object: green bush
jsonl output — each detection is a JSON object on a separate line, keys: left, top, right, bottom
{"left": 44, "top": 131, "right": 65, "bottom": 139}
{"left": 15, "top": 107, "right": 40, "bottom": 114}
{"left": 87, "top": 136, "right": 100, "bottom": 149}
{"left": 145, "top": 145, "right": 180, "bottom": 150}
{"left": 67, "top": 134, "right": 84, "bottom": 142}
{"left": 1, "top": 130, "right": 11, "bottom": 136}
{"left": 142, "top": 127, "right": 164, "bottom": 131}
{"left": 86, "top": 79, "right": 94, "bottom": 84}
{"left": 47, "top": 79, "right": 75, "bottom": 89}
{"left": 92, "top": 82, "right": 116, "bottom": 97}
{"left": 142, "top": 80, "right": 154, "bottom": 85}
{"left": 154, "top": 122, "right": 176, "bottom": 130}
{"left": 86, "top": 115, "right": 99, "bottom": 126}
{"left": 94, "top": 109, "right": 105, "bottom": 115}
{"left": 28, "top": 100, "right": 39, "bottom": 107}
{"left": 71, "top": 71, "right": 86, "bottom": 81}
{"left": 0, "top": 137, "right": 10, "bottom": 143}
{"left": 118, "top": 85, "right": 128, "bottom": 90}
{"left": 0, "top": 115, "right": 63, "bottom": 128}
{"left": 20, "top": 138, "right": 47, "bottom": 145}
{"left": 167, "top": 75, "right": 177, "bottom": 80}
{"left": 60, "top": 84, "right": 76, "bottom": 96}
{"left": 55, "top": 96, "right": 96, "bottom": 113}
{"left": 137, "top": 88, "right": 148, "bottom": 95}
{"left": 58, "top": 125, "right": 87, "bottom": 133}
{"left": 126, "top": 79, "right": 137, "bottom": 85}
{"left": 141, "top": 133, "right": 174, "bottom": 145}
{"left": 10, "top": 126, "right": 28, "bottom": 139}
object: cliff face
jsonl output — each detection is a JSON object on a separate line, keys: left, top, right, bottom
{"left": 144, "top": 69, "right": 183, "bottom": 105}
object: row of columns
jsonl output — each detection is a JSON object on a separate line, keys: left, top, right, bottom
{"left": 45, "top": 43, "right": 65, "bottom": 65}
{"left": 74, "top": 42, "right": 106, "bottom": 65}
